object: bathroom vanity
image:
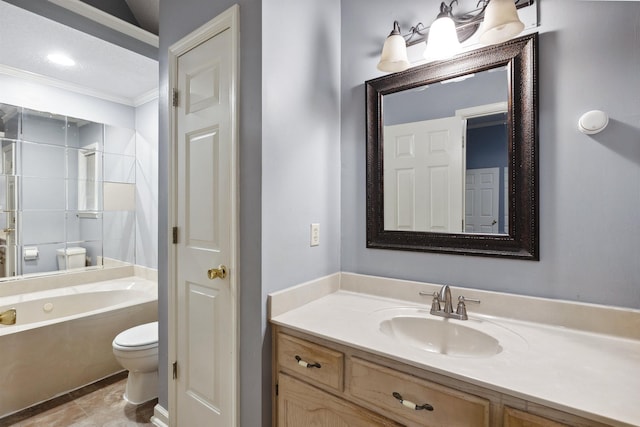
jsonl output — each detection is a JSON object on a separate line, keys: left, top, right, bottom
{"left": 269, "top": 273, "right": 640, "bottom": 427}
{"left": 274, "top": 326, "right": 604, "bottom": 426}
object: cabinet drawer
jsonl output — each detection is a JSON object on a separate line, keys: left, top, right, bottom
{"left": 277, "top": 333, "right": 344, "bottom": 392}
{"left": 348, "top": 357, "right": 490, "bottom": 427}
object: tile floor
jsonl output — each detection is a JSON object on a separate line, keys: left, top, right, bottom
{"left": 0, "top": 372, "right": 157, "bottom": 427}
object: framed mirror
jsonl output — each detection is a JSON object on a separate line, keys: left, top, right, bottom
{"left": 366, "top": 34, "right": 538, "bottom": 259}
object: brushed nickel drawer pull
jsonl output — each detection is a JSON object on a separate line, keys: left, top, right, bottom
{"left": 295, "top": 355, "right": 321, "bottom": 369}
{"left": 392, "top": 392, "right": 434, "bottom": 411}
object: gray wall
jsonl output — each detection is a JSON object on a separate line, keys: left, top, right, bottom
{"left": 262, "top": 0, "right": 342, "bottom": 421}
{"left": 341, "top": 0, "right": 640, "bottom": 308}
{"left": 262, "top": 0, "right": 341, "bottom": 295}
{"left": 384, "top": 69, "right": 508, "bottom": 125}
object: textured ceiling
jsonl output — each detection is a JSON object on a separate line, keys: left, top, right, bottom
{"left": 0, "top": 1, "right": 158, "bottom": 105}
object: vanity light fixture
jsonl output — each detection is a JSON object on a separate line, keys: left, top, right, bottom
{"left": 423, "top": 1, "right": 462, "bottom": 62}
{"left": 479, "top": 0, "right": 526, "bottom": 45}
{"left": 377, "top": 21, "right": 411, "bottom": 73}
{"left": 377, "top": 0, "right": 531, "bottom": 73}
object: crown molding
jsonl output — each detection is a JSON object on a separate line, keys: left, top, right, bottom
{"left": 0, "top": 64, "right": 140, "bottom": 107}
{"left": 134, "top": 89, "right": 159, "bottom": 107}
{"left": 48, "top": 0, "right": 159, "bottom": 48}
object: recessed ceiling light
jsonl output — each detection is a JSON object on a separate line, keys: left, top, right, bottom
{"left": 47, "top": 53, "right": 76, "bottom": 67}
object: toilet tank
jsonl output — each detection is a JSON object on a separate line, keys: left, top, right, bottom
{"left": 56, "top": 247, "right": 87, "bottom": 270}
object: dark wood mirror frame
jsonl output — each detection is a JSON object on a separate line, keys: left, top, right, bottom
{"left": 366, "top": 33, "right": 538, "bottom": 259}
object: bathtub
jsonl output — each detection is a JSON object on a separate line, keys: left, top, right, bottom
{"left": 0, "top": 276, "right": 157, "bottom": 418}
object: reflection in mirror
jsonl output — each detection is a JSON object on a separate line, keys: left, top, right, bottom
{"left": 465, "top": 111, "right": 508, "bottom": 234}
{"left": 366, "top": 34, "right": 538, "bottom": 259}
{"left": 0, "top": 102, "right": 135, "bottom": 279}
{"left": 382, "top": 69, "right": 509, "bottom": 234}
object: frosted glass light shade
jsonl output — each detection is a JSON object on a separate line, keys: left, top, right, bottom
{"left": 479, "top": 0, "right": 525, "bottom": 45}
{"left": 377, "top": 33, "right": 410, "bottom": 72}
{"left": 423, "top": 16, "right": 461, "bottom": 62}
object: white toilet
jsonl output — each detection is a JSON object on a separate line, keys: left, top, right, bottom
{"left": 56, "top": 247, "right": 87, "bottom": 270}
{"left": 112, "top": 321, "right": 159, "bottom": 404}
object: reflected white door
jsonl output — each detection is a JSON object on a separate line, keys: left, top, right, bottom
{"left": 465, "top": 167, "right": 499, "bottom": 233}
{"left": 2, "top": 143, "right": 16, "bottom": 277}
{"left": 503, "top": 166, "right": 509, "bottom": 233}
{"left": 172, "top": 8, "right": 238, "bottom": 427}
{"left": 384, "top": 117, "right": 463, "bottom": 232}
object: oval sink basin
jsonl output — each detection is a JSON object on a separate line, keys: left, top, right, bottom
{"left": 379, "top": 316, "right": 502, "bottom": 358}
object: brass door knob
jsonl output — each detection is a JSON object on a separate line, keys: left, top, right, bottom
{"left": 208, "top": 265, "right": 227, "bottom": 280}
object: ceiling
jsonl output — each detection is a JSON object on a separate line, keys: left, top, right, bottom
{"left": 0, "top": 0, "right": 158, "bottom": 106}
{"left": 124, "top": 0, "right": 159, "bottom": 35}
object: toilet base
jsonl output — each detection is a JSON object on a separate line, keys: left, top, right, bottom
{"left": 123, "top": 370, "right": 158, "bottom": 405}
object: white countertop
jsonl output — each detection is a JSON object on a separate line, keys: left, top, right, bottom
{"left": 269, "top": 273, "right": 640, "bottom": 427}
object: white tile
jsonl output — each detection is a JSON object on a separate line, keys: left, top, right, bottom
{"left": 103, "top": 182, "right": 135, "bottom": 211}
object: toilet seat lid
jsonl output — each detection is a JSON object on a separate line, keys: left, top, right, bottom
{"left": 114, "top": 321, "right": 158, "bottom": 348}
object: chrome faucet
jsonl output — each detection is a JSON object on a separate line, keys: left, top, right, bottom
{"left": 0, "top": 308, "right": 16, "bottom": 325}
{"left": 439, "top": 285, "right": 454, "bottom": 314}
{"left": 420, "top": 285, "right": 480, "bottom": 320}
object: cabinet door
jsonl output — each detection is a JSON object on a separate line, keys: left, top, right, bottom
{"left": 504, "top": 407, "right": 569, "bottom": 427}
{"left": 277, "top": 373, "right": 401, "bottom": 427}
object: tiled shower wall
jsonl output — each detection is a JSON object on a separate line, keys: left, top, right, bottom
{"left": 0, "top": 103, "right": 136, "bottom": 277}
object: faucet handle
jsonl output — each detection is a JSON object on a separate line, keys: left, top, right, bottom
{"left": 455, "top": 296, "right": 480, "bottom": 320}
{"left": 430, "top": 292, "right": 441, "bottom": 312}
{"left": 455, "top": 300, "right": 468, "bottom": 319}
{"left": 419, "top": 291, "right": 441, "bottom": 312}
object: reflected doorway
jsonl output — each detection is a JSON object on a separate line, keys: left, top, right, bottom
{"left": 464, "top": 111, "right": 508, "bottom": 234}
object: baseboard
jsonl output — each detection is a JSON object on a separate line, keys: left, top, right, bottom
{"left": 150, "top": 404, "right": 169, "bottom": 427}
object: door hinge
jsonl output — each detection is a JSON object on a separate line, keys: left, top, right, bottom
{"left": 172, "top": 89, "right": 179, "bottom": 107}
{"left": 172, "top": 361, "right": 178, "bottom": 380}
{"left": 172, "top": 226, "right": 178, "bottom": 244}
{"left": 275, "top": 383, "right": 279, "bottom": 396}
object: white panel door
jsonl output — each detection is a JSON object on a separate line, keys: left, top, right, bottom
{"left": 384, "top": 117, "right": 463, "bottom": 232}
{"left": 173, "top": 16, "right": 238, "bottom": 427}
{"left": 465, "top": 167, "right": 499, "bottom": 233}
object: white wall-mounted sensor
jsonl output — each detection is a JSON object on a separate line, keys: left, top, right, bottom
{"left": 578, "top": 110, "right": 609, "bottom": 135}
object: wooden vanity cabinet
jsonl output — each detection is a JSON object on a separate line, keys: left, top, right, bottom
{"left": 272, "top": 325, "right": 610, "bottom": 427}
{"left": 274, "top": 326, "right": 489, "bottom": 427}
